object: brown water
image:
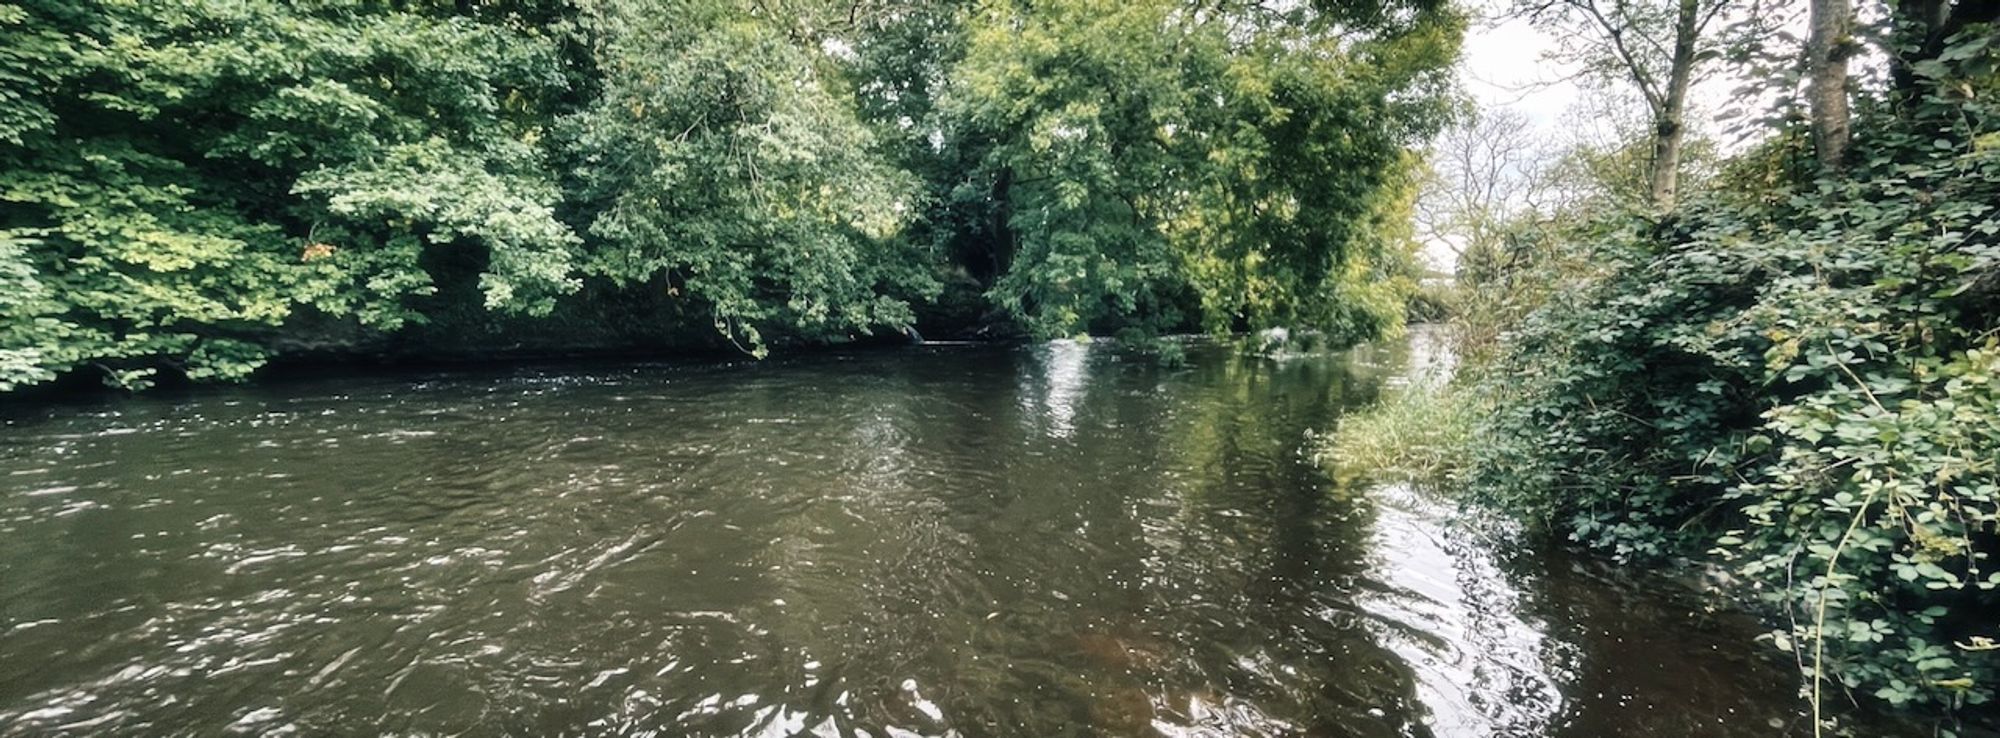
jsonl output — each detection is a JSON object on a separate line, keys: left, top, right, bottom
{"left": 0, "top": 334, "right": 1911, "bottom": 736}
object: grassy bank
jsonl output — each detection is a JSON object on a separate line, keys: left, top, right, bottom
{"left": 1317, "top": 381, "right": 1475, "bottom": 490}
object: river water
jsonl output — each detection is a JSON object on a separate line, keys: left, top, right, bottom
{"left": 0, "top": 334, "right": 1900, "bottom": 736}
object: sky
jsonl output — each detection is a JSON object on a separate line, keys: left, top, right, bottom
{"left": 1415, "top": 13, "right": 1583, "bottom": 273}
{"left": 1457, "top": 14, "right": 1582, "bottom": 133}
{"left": 1422, "top": 4, "right": 1785, "bottom": 273}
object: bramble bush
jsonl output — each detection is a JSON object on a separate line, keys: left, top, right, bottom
{"left": 1457, "top": 30, "right": 2000, "bottom": 717}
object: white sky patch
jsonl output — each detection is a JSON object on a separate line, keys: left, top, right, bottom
{"left": 1414, "top": 12, "right": 1583, "bottom": 273}
{"left": 1459, "top": 15, "right": 1582, "bottom": 132}
{"left": 820, "top": 37, "right": 858, "bottom": 62}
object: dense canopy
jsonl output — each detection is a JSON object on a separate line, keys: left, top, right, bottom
{"left": 0, "top": 0, "right": 1458, "bottom": 390}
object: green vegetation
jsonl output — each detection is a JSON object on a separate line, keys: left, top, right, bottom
{"left": 1319, "top": 380, "right": 1474, "bottom": 486}
{"left": 1330, "top": 1, "right": 2000, "bottom": 725}
{"left": 8, "top": 0, "right": 1998, "bottom": 728}
{"left": 941, "top": 0, "right": 1455, "bottom": 338}
{"left": 1469, "top": 96, "right": 2000, "bottom": 715}
{"left": 0, "top": 0, "right": 586, "bottom": 389}
{"left": 570, "top": 0, "right": 935, "bottom": 356}
{"left": 0, "top": 0, "right": 1455, "bottom": 390}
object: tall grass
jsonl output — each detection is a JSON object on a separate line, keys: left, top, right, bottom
{"left": 1317, "top": 382, "right": 1476, "bottom": 488}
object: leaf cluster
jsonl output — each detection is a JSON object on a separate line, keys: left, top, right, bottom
{"left": 1457, "top": 32, "right": 2000, "bottom": 713}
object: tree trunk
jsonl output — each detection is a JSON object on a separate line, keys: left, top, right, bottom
{"left": 1647, "top": 0, "right": 1700, "bottom": 210}
{"left": 986, "top": 167, "right": 1015, "bottom": 286}
{"left": 1807, "top": 0, "right": 1853, "bottom": 171}
{"left": 1648, "top": 113, "right": 1682, "bottom": 208}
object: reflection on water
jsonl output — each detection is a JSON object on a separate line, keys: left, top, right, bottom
{"left": 1023, "top": 340, "right": 1091, "bottom": 439}
{"left": 0, "top": 332, "right": 1915, "bottom": 736}
{"left": 1358, "top": 484, "right": 1561, "bottom": 736}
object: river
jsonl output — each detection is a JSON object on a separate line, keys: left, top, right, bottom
{"left": 0, "top": 333, "right": 1905, "bottom": 736}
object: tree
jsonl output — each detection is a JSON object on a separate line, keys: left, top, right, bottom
{"left": 0, "top": 0, "right": 581, "bottom": 389}
{"left": 937, "top": 0, "right": 1462, "bottom": 338}
{"left": 1418, "top": 93, "right": 1717, "bottom": 286}
{"left": 1517, "top": 0, "right": 1729, "bottom": 210}
{"left": 1805, "top": 0, "right": 1852, "bottom": 171}
{"left": 564, "top": 0, "right": 937, "bottom": 356}
{"left": 1414, "top": 108, "right": 1546, "bottom": 275}
{"left": 0, "top": 0, "right": 1470, "bottom": 390}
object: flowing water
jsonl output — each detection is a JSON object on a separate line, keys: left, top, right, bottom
{"left": 0, "top": 334, "right": 1909, "bottom": 736}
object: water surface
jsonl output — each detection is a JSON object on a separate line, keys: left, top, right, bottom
{"left": 0, "top": 335, "right": 1893, "bottom": 736}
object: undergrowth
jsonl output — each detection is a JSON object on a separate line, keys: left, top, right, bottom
{"left": 1326, "top": 30, "right": 2000, "bottom": 729}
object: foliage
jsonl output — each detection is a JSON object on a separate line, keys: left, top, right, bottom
{"left": 1414, "top": 91, "right": 1720, "bottom": 354}
{"left": 936, "top": 0, "right": 1460, "bottom": 339}
{"left": 1318, "top": 380, "right": 1476, "bottom": 488}
{"left": 1454, "top": 30, "right": 2000, "bottom": 715}
{"left": 1405, "top": 279, "right": 1459, "bottom": 323}
{"left": 0, "top": 0, "right": 580, "bottom": 388}
{"left": 0, "top": 0, "right": 1455, "bottom": 390}
{"left": 566, "top": 0, "right": 937, "bottom": 356}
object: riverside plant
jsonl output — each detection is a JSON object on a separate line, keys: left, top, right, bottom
{"left": 1332, "top": 31, "right": 2000, "bottom": 726}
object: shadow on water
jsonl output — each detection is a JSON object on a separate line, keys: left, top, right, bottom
{"left": 0, "top": 331, "right": 1933, "bottom": 736}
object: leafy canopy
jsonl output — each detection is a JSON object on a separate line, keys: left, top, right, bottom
{"left": 0, "top": 0, "right": 1459, "bottom": 389}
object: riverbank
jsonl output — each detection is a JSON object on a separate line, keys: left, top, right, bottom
{"left": 1321, "top": 324, "right": 2000, "bottom": 736}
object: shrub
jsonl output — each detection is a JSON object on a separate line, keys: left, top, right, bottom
{"left": 1457, "top": 41, "right": 2000, "bottom": 715}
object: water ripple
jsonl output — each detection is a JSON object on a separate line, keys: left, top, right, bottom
{"left": 0, "top": 336, "right": 1911, "bottom": 737}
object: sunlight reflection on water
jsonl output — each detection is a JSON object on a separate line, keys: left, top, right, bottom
{"left": 1359, "top": 483, "right": 1563, "bottom": 735}
{"left": 1024, "top": 339, "right": 1091, "bottom": 439}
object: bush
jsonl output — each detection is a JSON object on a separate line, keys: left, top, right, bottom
{"left": 1457, "top": 75, "right": 2000, "bottom": 715}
